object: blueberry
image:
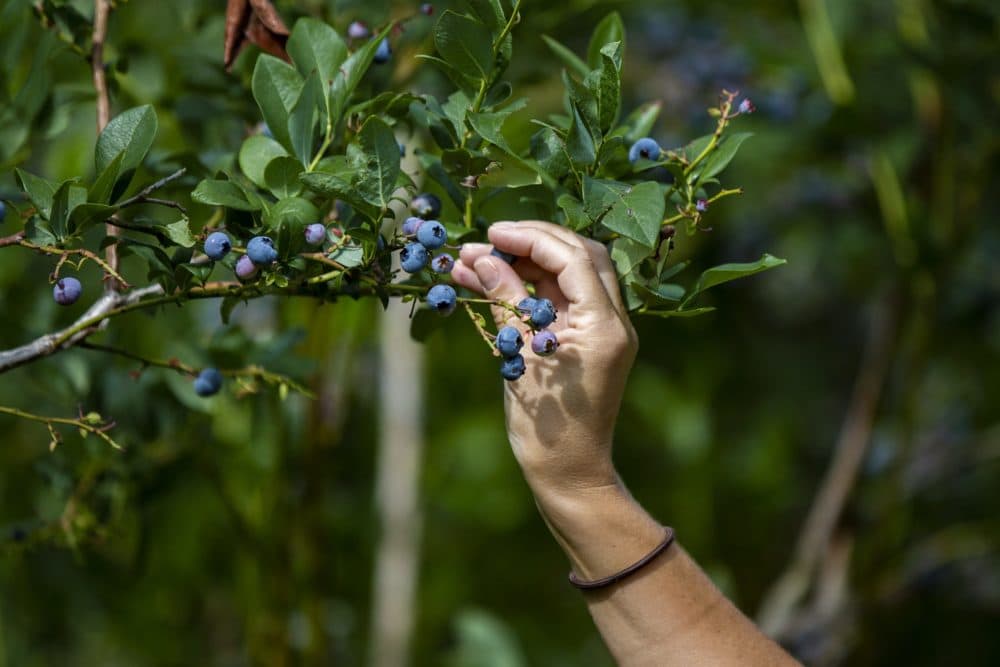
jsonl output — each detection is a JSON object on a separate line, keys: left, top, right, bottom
{"left": 517, "top": 297, "right": 538, "bottom": 313}
{"left": 235, "top": 254, "right": 259, "bottom": 280}
{"left": 500, "top": 354, "right": 526, "bottom": 381}
{"left": 0, "top": 201, "right": 6, "bottom": 223}
{"left": 490, "top": 248, "right": 516, "bottom": 264}
{"left": 420, "top": 3, "right": 434, "bottom": 15}
{"left": 426, "top": 284, "right": 457, "bottom": 316}
{"left": 193, "top": 367, "right": 223, "bottom": 397}
{"left": 410, "top": 193, "right": 441, "bottom": 219}
{"left": 431, "top": 254, "right": 455, "bottom": 273}
{"left": 247, "top": 236, "right": 278, "bottom": 266}
{"left": 416, "top": 220, "right": 447, "bottom": 250}
{"left": 495, "top": 326, "right": 523, "bottom": 358}
{"left": 53, "top": 277, "right": 82, "bottom": 306}
{"left": 628, "top": 137, "right": 662, "bottom": 164}
{"left": 400, "top": 242, "right": 429, "bottom": 273}
{"left": 531, "top": 330, "right": 559, "bottom": 356}
{"left": 402, "top": 216, "right": 424, "bottom": 236}
{"left": 529, "top": 298, "right": 557, "bottom": 328}
{"left": 347, "top": 21, "right": 370, "bottom": 39}
{"left": 203, "top": 231, "right": 232, "bottom": 260}
{"left": 373, "top": 38, "right": 391, "bottom": 64}
{"left": 304, "top": 223, "right": 327, "bottom": 246}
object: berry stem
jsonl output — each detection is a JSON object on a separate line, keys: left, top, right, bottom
{"left": 0, "top": 404, "right": 122, "bottom": 450}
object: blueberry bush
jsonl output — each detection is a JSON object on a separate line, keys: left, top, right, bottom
{"left": 0, "top": 0, "right": 776, "bottom": 444}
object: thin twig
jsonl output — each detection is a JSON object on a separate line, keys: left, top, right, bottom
{"left": 92, "top": 0, "right": 117, "bottom": 290}
{"left": 16, "top": 238, "right": 131, "bottom": 288}
{"left": 0, "top": 405, "right": 122, "bottom": 450}
{"left": 116, "top": 168, "right": 189, "bottom": 211}
{"left": 756, "top": 296, "right": 898, "bottom": 637}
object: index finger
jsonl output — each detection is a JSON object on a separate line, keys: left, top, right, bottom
{"left": 487, "top": 223, "right": 613, "bottom": 316}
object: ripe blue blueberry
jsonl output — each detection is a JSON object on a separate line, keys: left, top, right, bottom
{"left": 500, "top": 354, "right": 526, "bottom": 381}
{"left": 304, "top": 223, "right": 327, "bottom": 246}
{"left": 431, "top": 254, "right": 455, "bottom": 273}
{"left": 400, "top": 242, "right": 429, "bottom": 273}
{"left": 410, "top": 193, "right": 441, "bottom": 219}
{"left": 628, "top": 137, "right": 662, "bottom": 164}
{"left": 517, "top": 297, "right": 538, "bottom": 313}
{"left": 531, "top": 330, "right": 559, "bottom": 357}
{"left": 193, "top": 367, "right": 223, "bottom": 397}
{"left": 491, "top": 248, "right": 516, "bottom": 264}
{"left": 247, "top": 236, "right": 278, "bottom": 266}
{"left": 426, "top": 284, "right": 457, "bottom": 316}
{"left": 529, "top": 298, "right": 557, "bottom": 328}
{"left": 53, "top": 277, "right": 82, "bottom": 306}
{"left": 203, "top": 231, "right": 232, "bottom": 260}
{"left": 373, "top": 38, "right": 391, "bottom": 64}
{"left": 495, "top": 326, "right": 523, "bottom": 358}
{"left": 416, "top": 220, "right": 447, "bottom": 250}
{"left": 347, "top": 21, "right": 369, "bottom": 39}
{"left": 235, "top": 254, "right": 258, "bottom": 280}
{"left": 402, "top": 216, "right": 424, "bottom": 236}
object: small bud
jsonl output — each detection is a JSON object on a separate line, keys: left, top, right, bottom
{"left": 660, "top": 225, "right": 676, "bottom": 240}
{"left": 420, "top": 3, "right": 434, "bottom": 15}
{"left": 738, "top": 98, "right": 755, "bottom": 114}
{"left": 695, "top": 199, "right": 709, "bottom": 213}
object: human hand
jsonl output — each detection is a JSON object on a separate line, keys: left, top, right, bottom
{"left": 452, "top": 221, "right": 638, "bottom": 505}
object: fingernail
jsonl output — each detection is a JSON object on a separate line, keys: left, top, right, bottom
{"left": 474, "top": 257, "right": 500, "bottom": 290}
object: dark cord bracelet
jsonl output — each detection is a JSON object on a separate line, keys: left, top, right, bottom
{"left": 568, "top": 527, "right": 676, "bottom": 591}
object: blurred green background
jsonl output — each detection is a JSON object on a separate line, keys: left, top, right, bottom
{"left": 1, "top": 0, "right": 998, "bottom": 665}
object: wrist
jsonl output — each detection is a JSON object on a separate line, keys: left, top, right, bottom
{"left": 531, "top": 476, "right": 665, "bottom": 581}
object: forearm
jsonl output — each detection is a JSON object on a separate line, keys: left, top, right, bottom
{"left": 530, "top": 471, "right": 799, "bottom": 666}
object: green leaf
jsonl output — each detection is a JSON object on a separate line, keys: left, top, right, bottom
{"left": 616, "top": 102, "right": 662, "bottom": 144}
{"left": 609, "top": 237, "right": 652, "bottom": 281}
{"left": 162, "top": 219, "right": 197, "bottom": 247}
{"left": 584, "top": 178, "right": 665, "bottom": 249}
{"left": 68, "top": 203, "right": 117, "bottom": 235}
{"left": 239, "top": 135, "right": 288, "bottom": 189}
{"left": 466, "top": 0, "right": 505, "bottom": 31}
{"left": 695, "top": 132, "right": 753, "bottom": 183}
{"left": 266, "top": 197, "right": 319, "bottom": 259}
{"left": 264, "top": 156, "right": 304, "bottom": 198}
{"left": 24, "top": 218, "right": 57, "bottom": 246}
{"left": 287, "top": 18, "right": 348, "bottom": 84}
{"left": 15, "top": 169, "right": 58, "bottom": 219}
{"left": 540, "top": 35, "right": 588, "bottom": 79}
{"left": 478, "top": 147, "right": 543, "bottom": 189}
{"left": 587, "top": 12, "right": 625, "bottom": 70}
{"left": 631, "top": 281, "right": 685, "bottom": 308}
{"left": 566, "top": 104, "right": 596, "bottom": 168}
{"left": 49, "top": 181, "right": 86, "bottom": 239}
{"left": 252, "top": 55, "right": 304, "bottom": 152}
{"left": 467, "top": 109, "right": 521, "bottom": 155}
{"left": 434, "top": 11, "right": 493, "bottom": 82}
{"left": 328, "top": 244, "right": 364, "bottom": 269}
{"left": 681, "top": 254, "right": 787, "bottom": 308}
{"left": 529, "top": 127, "right": 571, "bottom": 182}
{"left": 557, "top": 193, "right": 590, "bottom": 231}
{"left": 642, "top": 307, "right": 716, "bottom": 319}
{"left": 288, "top": 70, "right": 322, "bottom": 165}
{"left": 350, "top": 116, "right": 401, "bottom": 211}
{"left": 330, "top": 24, "right": 394, "bottom": 124}
{"left": 89, "top": 152, "right": 125, "bottom": 204}
{"left": 191, "top": 179, "right": 261, "bottom": 211}
{"left": 584, "top": 42, "right": 622, "bottom": 133}
{"left": 95, "top": 105, "right": 158, "bottom": 175}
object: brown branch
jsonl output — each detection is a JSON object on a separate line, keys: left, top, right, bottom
{"left": 756, "top": 295, "right": 899, "bottom": 637}
{"left": 91, "top": 0, "right": 119, "bottom": 291}
{"left": 116, "top": 168, "right": 188, "bottom": 211}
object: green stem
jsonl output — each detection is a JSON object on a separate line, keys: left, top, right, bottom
{"left": 0, "top": 405, "right": 121, "bottom": 450}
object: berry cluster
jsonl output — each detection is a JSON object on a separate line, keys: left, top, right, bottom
{"left": 396, "top": 193, "right": 459, "bottom": 316}
{"left": 494, "top": 296, "right": 559, "bottom": 381}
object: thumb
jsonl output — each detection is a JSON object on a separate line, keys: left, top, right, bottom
{"left": 473, "top": 255, "right": 530, "bottom": 329}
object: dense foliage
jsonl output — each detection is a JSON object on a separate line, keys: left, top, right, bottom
{"left": 0, "top": 0, "right": 997, "bottom": 665}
